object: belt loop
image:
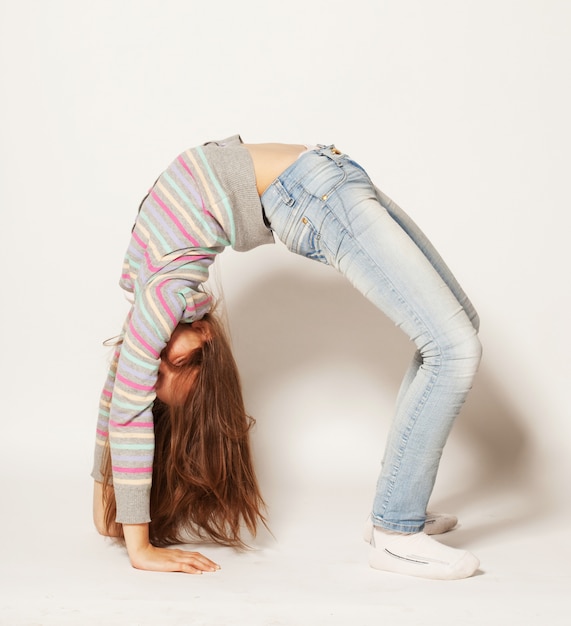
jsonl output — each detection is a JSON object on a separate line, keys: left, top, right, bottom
{"left": 316, "top": 144, "right": 345, "bottom": 165}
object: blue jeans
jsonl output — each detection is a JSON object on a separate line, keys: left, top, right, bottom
{"left": 261, "top": 146, "right": 482, "bottom": 533}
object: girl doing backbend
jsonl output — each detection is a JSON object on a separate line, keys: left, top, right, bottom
{"left": 92, "top": 136, "right": 482, "bottom": 580}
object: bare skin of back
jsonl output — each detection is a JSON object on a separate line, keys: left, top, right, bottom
{"left": 244, "top": 143, "right": 306, "bottom": 196}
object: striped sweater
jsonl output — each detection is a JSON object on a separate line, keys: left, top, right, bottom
{"left": 91, "top": 135, "right": 274, "bottom": 523}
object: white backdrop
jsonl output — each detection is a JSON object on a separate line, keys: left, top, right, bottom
{"left": 1, "top": 0, "right": 569, "bottom": 547}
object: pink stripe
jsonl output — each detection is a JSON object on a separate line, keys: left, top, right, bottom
{"left": 177, "top": 155, "right": 198, "bottom": 186}
{"left": 129, "top": 322, "right": 160, "bottom": 358}
{"left": 175, "top": 254, "right": 211, "bottom": 264}
{"left": 185, "top": 294, "right": 212, "bottom": 313}
{"left": 177, "top": 155, "right": 210, "bottom": 213}
{"left": 132, "top": 231, "right": 147, "bottom": 249}
{"left": 176, "top": 155, "right": 215, "bottom": 219}
{"left": 96, "top": 429, "right": 108, "bottom": 438}
{"left": 151, "top": 190, "right": 200, "bottom": 246}
{"left": 155, "top": 279, "right": 178, "bottom": 327}
{"left": 102, "top": 389, "right": 112, "bottom": 398}
{"left": 109, "top": 420, "right": 153, "bottom": 428}
{"left": 144, "top": 250, "right": 162, "bottom": 273}
{"left": 116, "top": 373, "right": 154, "bottom": 392}
{"left": 112, "top": 466, "right": 152, "bottom": 474}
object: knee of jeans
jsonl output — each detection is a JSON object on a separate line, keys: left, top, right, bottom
{"left": 424, "top": 328, "right": 482, "bottom": 373}
{"left": 446, "top": 330, "right": 482, "bottom": 370}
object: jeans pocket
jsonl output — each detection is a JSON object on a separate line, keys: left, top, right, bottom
{"left": 289, "top": 214, "right": 328, "bottom": 264}
{"left": 301, "top": 156, "right": 348, "bottom": 200}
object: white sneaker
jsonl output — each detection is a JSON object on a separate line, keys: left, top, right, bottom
{"left": 369, "top": 527, "right": 479, "bottom": 580}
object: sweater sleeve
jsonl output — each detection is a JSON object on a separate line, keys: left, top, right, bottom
{"left": 92, "top": 142, "right": 233, "bottom": 523}
{"left": 112, "top": 271, "right": 213, "bottom": 524}
{"left": 91, "top": 309, "right": 134, "bottom": 483}
{"left": 91, "top": 344, "right": 121, "bottom": 484}
{"left": 92, "top": 260, "right": 215, "bottom": 523}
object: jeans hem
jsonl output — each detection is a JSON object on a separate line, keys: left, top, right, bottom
{"left": 371, "top": 515, "right": 425, "bottom": 534}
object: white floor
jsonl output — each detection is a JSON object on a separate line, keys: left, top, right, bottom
{"left": 1, "top": 469, "right": 568, "bottom": 626}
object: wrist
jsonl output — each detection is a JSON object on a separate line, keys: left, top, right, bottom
{"left": 123, "top": 523, "right": 151, "bottom": 555}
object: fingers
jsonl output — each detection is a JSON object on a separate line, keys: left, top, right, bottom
{"left": 180, "top": 562, "right": 205, "bottom": 575}
{"left": 167, "top": 549, "right": 221, "bottom": 574}
{"left": 130, "top": 546, "right": 221, "bottom": 575}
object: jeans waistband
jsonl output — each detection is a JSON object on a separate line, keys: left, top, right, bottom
{"left": 263, "top": 144, "right": 347, "bottom": 196}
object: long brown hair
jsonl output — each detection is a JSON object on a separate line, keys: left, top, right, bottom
{"left": 102, "top": 312, "right": 267, "bottom": 548}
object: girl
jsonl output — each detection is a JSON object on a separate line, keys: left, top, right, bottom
{"left": 92, "top": 136, "right": 482, "bottom": 580}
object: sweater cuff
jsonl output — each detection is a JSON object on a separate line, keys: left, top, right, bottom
{"left": 114, "top": 483, "right": 152, "bottom": 524}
